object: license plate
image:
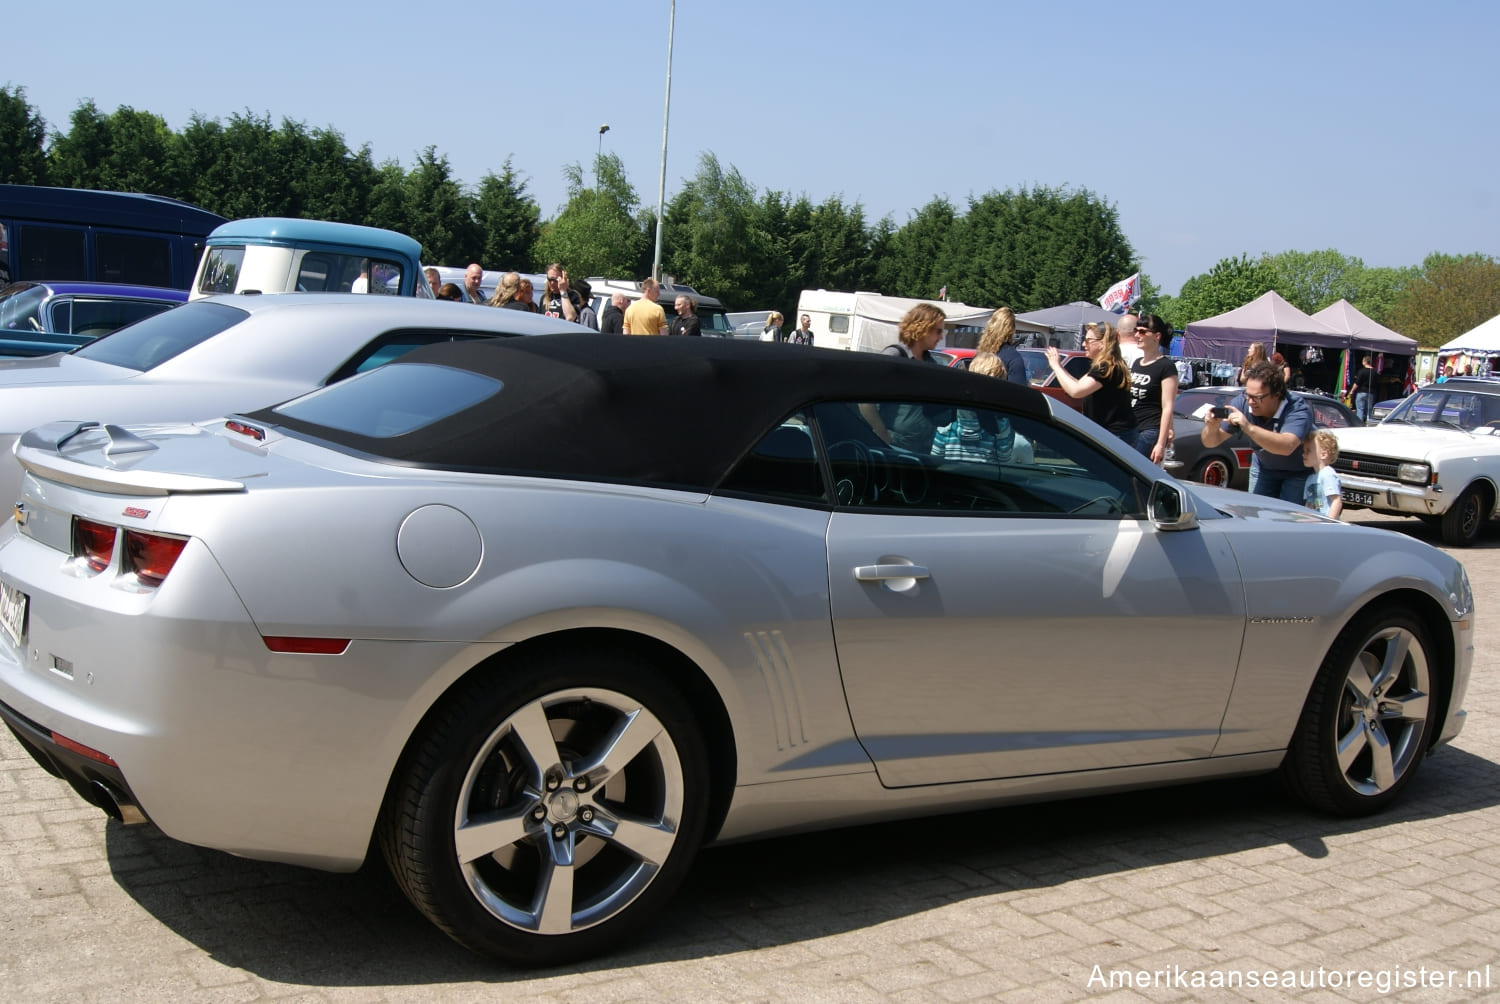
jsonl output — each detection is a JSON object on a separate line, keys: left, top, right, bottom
{"left": 0, "top": 580, "right": 26, "bottom": 649}
{"left": 1342, "top": 488, "right": 1376, "bottom": 507}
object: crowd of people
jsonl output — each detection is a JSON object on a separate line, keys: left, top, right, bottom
{"left": 424, "top": 262, "right": 711, "bottom": 337}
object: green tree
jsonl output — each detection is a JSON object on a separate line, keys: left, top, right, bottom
{"left": 1164, "top": 253, "right": 1283, "bottom": 328}
{"left": 536, "top": 154, "right": 648, "bottom": 279}
{"left": 879, "top": 197, "right": 958, "bottom": 298}
{"left": 0, "top": 85, "right": 48, "bottom": 185}
{"left": 402, "top": 146, "right": 478, "bottom": 266}
{"left": 47, "top": 102, "right": 180, "bottom": 195}
{"left": 1350, "top": 265, "right": 1418, "bottom": 327}
{"left": 474, "top": 158, "right": 540, "bottom": 269}
{"left": 937, "top": 186, "right": 1135, "bottom": 310}
{"left": 365, "top": 159, "right": 413, "bottom": 237}
{"left": 1262, "top": 248, "right": 1364, "bottom": 314}
{"left": 45, "top": 101, "right": 111, "bottom": 190}
{"left": 1388, "top": 253, "right": 1500, "bottom": 347}
{"left": 662, "top": 153, "right": 781, "bottom": 308}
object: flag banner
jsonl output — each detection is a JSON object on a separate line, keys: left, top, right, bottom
{"left": 1098, "top": 273, "right": 1141, "bottom": 314}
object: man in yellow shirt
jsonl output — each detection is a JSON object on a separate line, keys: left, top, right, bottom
{"left": 623, "top": 278, "right": 668, "bottom": 335}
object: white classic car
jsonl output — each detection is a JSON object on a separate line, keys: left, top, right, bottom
{"left": 1333, "top": 378, "right": 1500, "bottom": 545}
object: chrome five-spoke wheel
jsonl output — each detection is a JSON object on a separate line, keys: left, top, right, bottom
{"left": 1283, "top": 609, "right": 1439, "bottom": 816}
{"left": 381, "top": 653, "right": 709, "bottom": 965}
{"left": 1333, "top": 625, "right": 1430, "bottom": 797}
{"left": 455, "top": 687, "right": 685, "bottom": 936}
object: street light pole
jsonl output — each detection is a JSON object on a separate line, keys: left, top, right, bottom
{"left": 651, "top": 0, "right": 675, "bottom": 282}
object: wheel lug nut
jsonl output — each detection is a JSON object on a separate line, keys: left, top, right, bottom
{"left": 580, "top": 808, "right": 594, "bottom": 823}
{"left": 574, "top": 777, "right": 590, "bottom": 792}
{"left": 552, "top": 824, "right": 567, "bottom": 839}
{"left": 532, "top": 806, "right": 546, "bottom": 821}
{"left": 545, "top": 776, "right": 560, "bottom": 791}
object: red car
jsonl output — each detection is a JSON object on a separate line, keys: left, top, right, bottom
{"left": 936, "top": 347, "right": 1092, "bottom": 411}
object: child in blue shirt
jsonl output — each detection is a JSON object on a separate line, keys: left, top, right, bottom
{"left": 1302, "top": 429, "right": 1343, "bottom": 520}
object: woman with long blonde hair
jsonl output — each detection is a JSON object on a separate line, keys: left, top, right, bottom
{"left": 973, "top": 307, "right": 1029, "bottom": 385}
{"left": 1045, "top": 322, "right": 1135, "bottom": 443}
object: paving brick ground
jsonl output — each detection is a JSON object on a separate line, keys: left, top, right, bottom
{"left": 3, "top": 512, "right": 1499, "bottom": 1002}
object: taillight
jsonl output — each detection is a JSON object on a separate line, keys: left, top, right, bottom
{"left": 225, "top": 420, "right": 265, "bottom": 441}
{"left": 124, "top": 531, "right": 188, "bottom": 587}
{"left": 74, "top": 519, "right": 116, "bottom": 572}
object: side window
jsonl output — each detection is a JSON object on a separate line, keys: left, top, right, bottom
{"left": 71, "top": 298, "right": 177, "bottom": 337}
{"left": 94, "top": 232, "right": 172, "bottom": 285}
{"left": 199, "top": 246, "right": 244, "bottom": 294}
{"left": 716, "top": 418, "right": 828, "bottom": 505}
{"left": 325, "top": 330, "right": 496, "bottom": 383}
{"left": 829, "top": 315, "right": 850, "bottom": 334}
{"left": 19, "top": 225, "right": 86, "bottom": 280}
{"left": 812, "top": 401, "right": 1144, "bottom": 517}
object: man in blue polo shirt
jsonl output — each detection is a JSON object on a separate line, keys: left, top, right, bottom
{"left": 1200, "top": 360, "right": 1313, "bottom": 502}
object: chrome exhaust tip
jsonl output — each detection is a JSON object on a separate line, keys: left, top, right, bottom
{"left": 90, "top": 779, "right": 148, "bottom": 826}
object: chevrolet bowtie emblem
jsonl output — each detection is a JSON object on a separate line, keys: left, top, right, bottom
{"left": 12, "top": 503, "right": 26, "bottom": 526}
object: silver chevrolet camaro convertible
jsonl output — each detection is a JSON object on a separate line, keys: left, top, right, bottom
{"left": 0, "top": 334, "right": 1475, "bottom": 964}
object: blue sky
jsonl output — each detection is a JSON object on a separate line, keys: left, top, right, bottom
{"left": 6, "top": 1, "right": 1496, "bottom": 295}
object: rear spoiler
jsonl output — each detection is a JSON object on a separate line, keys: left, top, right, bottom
{"left": 15, "top": 421, "right": 246, "bottom": 497}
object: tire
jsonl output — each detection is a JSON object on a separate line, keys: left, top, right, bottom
{"left": 379, "top": 650, "right": 710, "bottom": 965}
{"left": 1193, "top": 456, "right": 1232, "bottom": 489}
{"left": 1282, "top": 608, "right": 1439, "bottom": 816}
{"left": 1440, "top": 483, "right": 1488, "bottom": 547}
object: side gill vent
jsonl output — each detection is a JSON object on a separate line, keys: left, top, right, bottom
{"left": 745, "top": 630, "right": 808, "bottom": 751}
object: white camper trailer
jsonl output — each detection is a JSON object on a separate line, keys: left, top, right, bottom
{"left": 795, "top": 289, "right": 1044, "bottom": 353}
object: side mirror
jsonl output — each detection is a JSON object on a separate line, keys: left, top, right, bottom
{"left": 1149, "top": 479, "right": 1199, "bottom": 531}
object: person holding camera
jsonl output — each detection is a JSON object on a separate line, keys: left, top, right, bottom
{"left": 1201, "top": 359, "right": 1314, "bottom": 502}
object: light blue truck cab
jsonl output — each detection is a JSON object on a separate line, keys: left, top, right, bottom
{"left": 189, "top": 218, "right": 432, "bottom": 300}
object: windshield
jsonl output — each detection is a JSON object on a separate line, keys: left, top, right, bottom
{"left": 73, "top": 301, "right": 248, "bottom": 371}
{"left": 1385, "top": 386, "right": 1500, "bottom": 432}
{"left": 0, "top": 285, "right": 47, "bottom": 333}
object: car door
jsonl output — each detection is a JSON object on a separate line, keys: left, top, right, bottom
{"left": 815, "top": 400, "right": 1247, "bottom": 788}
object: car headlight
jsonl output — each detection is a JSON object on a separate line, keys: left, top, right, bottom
{"left": 1397, "top": 462, "right": 1431, "bottom": 484}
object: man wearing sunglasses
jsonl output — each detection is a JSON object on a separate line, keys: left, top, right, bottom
{"left": 1201, "top": 359, "right": 1314, "bottom": 502}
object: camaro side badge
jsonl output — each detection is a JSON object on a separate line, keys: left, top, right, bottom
{"left": 12, "top": 503, "right": 26, "bottom": 526}
{"left": 122, "top": 507, "right": 151, "bottom": 520}
{"left": 1250, "top": 616, "right": 1316, "bottom": 624}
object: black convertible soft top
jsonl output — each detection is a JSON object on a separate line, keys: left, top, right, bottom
{"left": 252, "top": 333, "right": 1051, "bottom": 490}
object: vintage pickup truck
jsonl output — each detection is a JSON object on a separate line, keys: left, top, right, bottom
{"left": 190, "top": 218, "right": 431, "bottom": 300}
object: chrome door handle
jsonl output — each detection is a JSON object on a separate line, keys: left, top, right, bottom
{"left": 854, "top": 564, "right": 931, "bottom": 582}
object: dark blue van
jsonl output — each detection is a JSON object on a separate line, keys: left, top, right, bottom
{"left": 0, "top": 185, "right": 227, "bottom": 289}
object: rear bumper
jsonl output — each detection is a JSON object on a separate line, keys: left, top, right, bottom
{"left": 0, "top": 696, "right": 148, "bottom": 824}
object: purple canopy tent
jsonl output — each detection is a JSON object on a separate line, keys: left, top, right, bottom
{"left": 1181, "top": 291, "right": 1349, "bottom": 362}
{"left": 1311, "top": 300, "right": 1417, "bottom": 354}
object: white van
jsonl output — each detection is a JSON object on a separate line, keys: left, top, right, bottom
{"left": 586, "top": 278, "right": 734, "bottom": 335}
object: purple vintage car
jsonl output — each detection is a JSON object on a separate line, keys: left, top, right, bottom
{"left": 0, "top": 280, "right": 187, "bottom": 357}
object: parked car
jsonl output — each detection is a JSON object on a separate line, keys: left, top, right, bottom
{"left": 0, "top": 281, "right": 186, "bottom": 357}
{"left": 0, "top": 294, "right": 580, "bottom": 509}
{"left": 1164, "top": 386, "right": 1363, "bottom": 490}
{"left": 1334, "top": 379, "right": 1500, "bottom": 545}
{"left": 0, "top": 335, "right": 1472, "bottom": 964}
